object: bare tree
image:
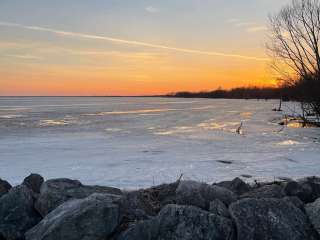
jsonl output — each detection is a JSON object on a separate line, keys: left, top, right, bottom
{"left": 267, "top": 0, "right": 320, "bottom": 125}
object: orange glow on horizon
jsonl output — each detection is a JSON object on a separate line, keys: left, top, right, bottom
{"left": 0, "top": 59, "right": 276, "bottom": 96}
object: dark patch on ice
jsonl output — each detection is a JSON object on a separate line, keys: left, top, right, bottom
{"left": 142, "top": 150, "right": 165, "bottom": 155}
{"left": 277, "top": 176, "right": 293, "bottom": 181}
{"left": 282, "top": 157, "right": 298, "bottom": 163}
{"left": 216, "top": 160, "right": 233, "bottom": 165}
{"left": 241, "top": 174, "right": 252, "bottom": 179}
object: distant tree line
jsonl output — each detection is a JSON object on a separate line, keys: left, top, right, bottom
{"left": 167, "top": 86, "right": 298, "bottom": 101}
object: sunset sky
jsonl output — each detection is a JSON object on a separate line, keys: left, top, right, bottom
{"left": 0, "top": 0, "right": 291, "bottom": 96}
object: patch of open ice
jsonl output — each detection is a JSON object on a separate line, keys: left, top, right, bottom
{"left": 278, "top": 140, "right": 300, "bottom": 145}
{"left": 39, "top": 120, "right": 69, "bottom": 126}
{"left": 0, "top": 114, "right": 24, "bottom": 119}
{"left": 84, "top": 108, "right": 177, "bottom": 116}
{"left": 105, "top": 128, "right": 123, "bottom": 132}
{"left": 154, "top": 126, "right": 195, "bottom": 135}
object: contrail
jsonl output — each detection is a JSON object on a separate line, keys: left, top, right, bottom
{"left": 0, "top": 21, "right": 268, "bottom": 61}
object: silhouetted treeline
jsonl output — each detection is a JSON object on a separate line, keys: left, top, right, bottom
{"left": 167, "top": 87, "right": 297, "bottom": 100}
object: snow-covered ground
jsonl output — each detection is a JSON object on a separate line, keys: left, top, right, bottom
{"left": 0, "top": 97, "right": 319, "bottom": 189}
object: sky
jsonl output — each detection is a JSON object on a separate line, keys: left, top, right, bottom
{"left": 0, "top": 0, "right": 291, "bottom": 96}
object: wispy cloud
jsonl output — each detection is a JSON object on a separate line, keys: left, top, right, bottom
{"left": 145, "top": 6, "right": 159, "bottom": 13}
{"left": 226, "top": 18, "right": 241, "bottom": 24}
{"left": 227, "top": 19, "right": 267, "bottom": 33}
{"left": 6, "top": 54, "right": 43, "bottom": 60}
{"left": 246, "top": 26, "right": 268, "bottom": 33}
{"left": 0, "top": 21, "right": 268, "bottom": 61}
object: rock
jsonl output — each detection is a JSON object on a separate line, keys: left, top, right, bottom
{"left": 176, "top": 180, "right": 237, "bottom": 210}
{"left": 296, "top": 177, "right": 320, "bottom": 203}
{"left": 0, "top": 178, "right": 12, "bottom": 198}
{"left": 209, "top": 199, "right": 230, "bottom": 218}
{"left": 284, "top": 181, "right": 314, "bottom": 203}
{"left": 216, "top": 177, "right": 251, "bottom": 195}
{"left": 114, "top": 181, "right": 180, "bottom": 235}
{"left": 230, "top": 198, "right": 319, "bottom": 240}
{"left": 306, "top": 198, "right": 320, "bottom": 236}
{"left": 23, "top": 173, "right": 44, "bottom": 193}
{"left": 118, "top": 204, "right": 235, "bottom": 240}
{"left": 26, "top": 193, "right": 121, "bottom": 240}
{"left": 241, "top": 184, "right": 285, "bottom": 199}
{"left": 35, "top": 178, "right": 122, "bottom": 216}
{"left": 282, "top": 196, "right": 305, "bottom": 211}
{"left": 0, "top": 185, "right": 41, "bottom": 240}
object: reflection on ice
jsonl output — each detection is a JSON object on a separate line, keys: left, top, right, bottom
{"left": 278, "top": 140, "right": 300, "bottom": 145}
{"left": 154, "top": 126, "right": 195, "bottom": 135}
{"left": 240, "top": 112, "right": 253, "bottom": 117}
{"left": 105, "top": 128, "right": 124, "bottom": 133}
{"left": 197, "top": 121, "right": 240, "bottom": 132}
{"left": 85, "top": 108, "right": 177, "bottom": 116}
{"left": 39, "top": 120, "right": 70, "bottom": 126}
{"left": 0, "top": 114, "right": 24, "bottom": 119}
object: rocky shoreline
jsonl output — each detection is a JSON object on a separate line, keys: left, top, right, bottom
{"left": 1, "top": 174, "right": 320, "bottom": 240}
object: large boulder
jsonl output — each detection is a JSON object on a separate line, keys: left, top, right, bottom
{"left": 282, "top": 196, "right": 305, "bottom": 211}
{"left": 26, "top": 193, "right": 121, "bottom": 240}
{"left": 209, "top": 199, "right": 230, "bottom": 218}
{"left": 120, "top": 181, "right": 178, "bottom": 217}
{"left": 176, "top": 181, "right": 237, "bottom": 210}
{"left": 23, "top": 173, "right": 44, "bottom": 194}
{"left": 306, "top": 198, "right": 320, "bottom": 235}
{"left": 35, "top": 178, "right": 122, "bottom": 216}
{"left": 0, "top": 185, "right": 41, "bottom": 240}
{"left": 118, "top": 204, "right": 235, "bottom": 240}
{"left": 284, "top": 181, "right": 314, "bottom": 203}
{"left": 240, "top": 184, "right": 285, "bottom": 199}
{"left": 216, "top": 178, "right": 251, "bottom": 195}
{"left": 0, "top": 178, "right": 12, "bottom": 198}
{"left": 292, "top": 177, "right": 320, "bottom": 203}
{"left": 113, "top": 181, "right": 180, "bottom": 235}
{"left": 230, "top": 198, "right": 319, "bottom": 240}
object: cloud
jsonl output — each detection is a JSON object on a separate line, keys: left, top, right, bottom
{"left": 226, "top": 19, "right": 267, "bottom": 34}
{"left": 235, "top": 22, "right": 256, "bottom": 27}
{"left": 145, "top": 6, "right": 159, "bottom": 13}
{"left": 226, "top": 18, "right": 241, "bottom": 24}
{"left": 6, "top": 54, "right": 43, "bottom": 60}
{"left": 0, "top": 21, "right": 268, "bottom": 61}
{"left": 247, "top": 26, "right": 268, "bottom": 33}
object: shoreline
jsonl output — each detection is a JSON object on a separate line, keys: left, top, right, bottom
{"left": 1, "top": 174, "right": 320, "bottom": 239}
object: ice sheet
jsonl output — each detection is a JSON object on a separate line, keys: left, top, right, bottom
{"left": 0, "top": 97, "right": 319, "bottom": 189}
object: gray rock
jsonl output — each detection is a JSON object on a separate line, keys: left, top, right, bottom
{"left": 296, "top": 177, "right": 320, "bottom": 203}
{"left": 121, "top": 181, "right": 178, "bottom": 217}
{"left": 113, "top": 181, "right": 180, "bottom": 236}
{"left": 23, "top": 173, "right": 44, "bottom": 194}
{"left": 176, "top": 181, "right": 237, "bottom": 210}
{"left": 216, "top": 177, "right": 251, "bottom": 195}
{"left": 118, "top": 204, "right": 235, "bottom": 240}
{"left": 35, "top": 178, "right": 122, "bottom": 216}
{"left": 26, "top": 193, "right": 121, "bottom": 240}
{"left": 0, "top": 185, "right": 41, "bottom": 240}
{"left": 284, "top": 181, "right": 314, "bottom": 203}
{"left": 0, "top": 178, "right": 12, "bottom": 198}
{"left": 209, "top": 199, "right": 230, "bottom": 218}
{"left": 230, "top": 198, "right": 319, "bottom": 240}
{"left": 241, "top": 184, "right": 285, "bottom": 199}
{"left": 306, "top": 198, "right": 320, "bottom": 235}
{"left": 282, "top": 196, "right": 305, "bottom": 211}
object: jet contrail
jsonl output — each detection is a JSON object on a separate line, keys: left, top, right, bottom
{"left": 0, "top": 21, "right": 269, "bottom": 61}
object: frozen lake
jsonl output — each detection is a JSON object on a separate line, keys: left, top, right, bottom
{"left": 0, "top": 97, "right": 319, "bottom": 188}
